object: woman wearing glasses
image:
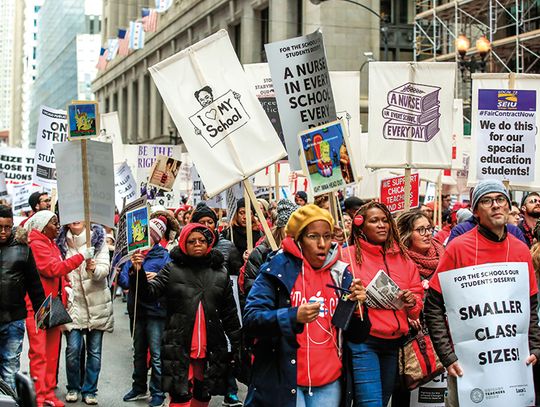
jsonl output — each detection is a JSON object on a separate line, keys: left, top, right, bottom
{"left": 343, "top": 202, "right": 423, "bottom": 407}
{"left": 131, "top": 223, "right": 241, "bottom": 407}
{"left": 243, "top": 204, "right": 368, "bottom": 407}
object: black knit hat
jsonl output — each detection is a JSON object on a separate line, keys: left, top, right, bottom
{"left": 191, "top": 202, "right": 218, "bottom": 224}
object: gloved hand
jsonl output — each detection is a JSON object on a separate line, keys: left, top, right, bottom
{"left": 82, "top": 246, "right": 95, "bottom": 260}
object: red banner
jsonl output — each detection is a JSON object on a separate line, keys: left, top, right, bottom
{"left": 380, "top": 173, "right": 419, "bottom": 213}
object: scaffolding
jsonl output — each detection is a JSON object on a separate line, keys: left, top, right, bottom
{"left": 414, "top": 0, "right": 540, "bottom": 118}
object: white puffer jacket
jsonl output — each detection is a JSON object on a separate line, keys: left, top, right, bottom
{"left": 64, "top": 230, "right": 114, "bottom": 332}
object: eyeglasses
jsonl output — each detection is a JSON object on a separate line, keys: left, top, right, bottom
{"left": 186, "top": 238, "right": 207, "bottom": 245}
{"left": 478, "top": 196, "right": 508, "bottom": 208}
{"left": 305, "top": 233, "right": 333, "bottom": 242}
{"left": 526, "top": 198, "right": 540, "bottom": 205}
{"left": 0, "top": 225, "right": 13, "bottom": 231}
{"left": 40, "top": 198, "right": 51, "bottom": 203}
{"left": 413, "top": 226, "right": 434, "bottom": 236}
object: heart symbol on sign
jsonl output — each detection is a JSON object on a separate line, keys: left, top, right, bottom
{"left": 205, "top": 109, "right": 217, "bottom": 120}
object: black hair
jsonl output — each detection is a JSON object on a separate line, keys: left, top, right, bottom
{"left": 344, "top": 196, "right": 364, "bottom": 210}
{"left": 0, "top": 205, "right": 13, "bottom": 218}
{"left": 194, "top": 86, "right": 213, "bottom": 101}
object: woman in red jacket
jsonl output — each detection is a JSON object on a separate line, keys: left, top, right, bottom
{"left": 342, "top": 202, "right": 423, "bottom": 407}
{"left": 24, "top": 211, "right": 93, "bottom": 407}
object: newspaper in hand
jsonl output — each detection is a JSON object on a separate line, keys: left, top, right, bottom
{"left": 365, "top": 269, "right": 404, "bottom": 310}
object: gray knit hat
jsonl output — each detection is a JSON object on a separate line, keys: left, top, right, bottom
{"left": 471, "top": 179, "right": 511, "bottom": 210}
{"left": 275, "top": 199, "right": 299, "bottom": 228}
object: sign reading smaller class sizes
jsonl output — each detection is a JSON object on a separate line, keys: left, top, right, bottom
{"left": 380, "top": 173, "right": 420, "bottom": 213}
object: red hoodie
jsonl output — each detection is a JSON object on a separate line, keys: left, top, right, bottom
{"left": 342, "top": 240, "right": 423, "bottom": 340}
{"left": 25, "top": 229, "right": 85, "bottom": 311}
{"left": 283, "top": 237, "right": 342, "bottom": 388}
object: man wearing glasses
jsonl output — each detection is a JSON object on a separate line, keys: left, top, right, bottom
{"left": 425, "top": 179, "right": 540, "bottom": 407}
{"left": 519, "top": 192, "right": 540, "bottom": 247}
{"left": 18, "top": 192, "right": 52, "bottom": 228}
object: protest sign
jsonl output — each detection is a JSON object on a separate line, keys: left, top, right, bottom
{"left": 365, "top": 270, "right": 404, "bottom": 310}
{"left": 112, "top": 196, "right": 147, "bottom": 270}
{"left": 191, "top": 166, "right": 227, "bottom": 208}
{"left": 244, "top": 63, "right": 285, "bottom": 147}
{"left": 0, "top": 172, "right": 7, "bottom": 198}
{"left": 67, "top": 101, "right": 99, "bottom": 140}
{"left": 330, "top": 71, "right": 361, "bottom": 139}
{"left": 475, "top": 89, "right": 535, "bottom": 182}
{"left": 33, "top": 106, "right": 67, "bottom": 188}
{"left": 439, "top": 262, "right": 534, "bottom": 406}
{"left": 468, "top": 73, "right": 540, "bottom": 190}
{"left": 298, "top": 119, "right": 357, "bottom": 196}
{"left": 0, "top": 147, "right": 35, "bottom": 185}
{"left": 126, "top": 206, "right": 150, "bottom": 253}
{"left": 136, "top": 144, "right": 183, "bottom": 207}
{"left": 12, "top": 182, "right": 33, "bottom": 212}
{"left": 149, "top": 29, "right": 286, "bottom": 197}
{"left": 380, "top": 173, "right": 420, "bottom": 213}
{"left": 452, "top": 99, "right": 465, "bottom": 171}
{"left": 367, "top": 62, "right": 456, "bottom": 170}
{"left": 54, "top": 140, "right": 115, "bottom": 227}
{"left": 410, "top": 372, "right": 447, "bottom": 407}
{"left": 253, "top": 162, "right": 290, "bottom": 187}
{"left": 35, "top": 294, "right": 52, "bottom": 331}
{"left": 147, "top": 155, "right": 181, "bottom": 191}
{"left": 99, "top": 112, "right": 126, "bottom": 163}
{"left": 114, "top": 161, "right": 138, "bottom": 211}
{"left": 265, "top": 30, "right": 336, "bottom": 170}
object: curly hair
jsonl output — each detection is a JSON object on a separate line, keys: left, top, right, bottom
{"left": 351, "top": 201, "right": 407, "bottom": 264}
{"left": 396, "top": 209, "right": 433, "bottom": 248}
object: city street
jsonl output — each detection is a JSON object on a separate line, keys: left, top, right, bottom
{"left": 21, "top": 298, "right": 247, "bottom": 407}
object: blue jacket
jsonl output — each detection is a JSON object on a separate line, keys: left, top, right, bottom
{"left": 447, "top": 215, "right": 527, "bottom": 246}
{"left": 243, "top": 243, "right": 369, "bottom": 407}
{"left": 119, "top": 244, "right": 171, "bottom": 318}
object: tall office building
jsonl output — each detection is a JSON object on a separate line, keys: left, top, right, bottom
{"left": 28, "top": 0, "right": 102, "bottom": 146}
{"left": 0, "top": 0, "right": 16, "bottom": 143}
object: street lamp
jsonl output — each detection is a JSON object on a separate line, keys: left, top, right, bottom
{"left": 456, "top": 34, "right": 491, "bottom": 74}
{"left": 309, "top": 0, "right": 389, "bottom": 61}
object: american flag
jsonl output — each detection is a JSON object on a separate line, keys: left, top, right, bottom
{"left": 96, "top": 47, "right": 108, "bottom": 70}
{"left": 155, "top": 0, "right": 172, "bottom": 12}
{"left": 141, "top": 8, "right": 158, "bottom": 32}
{"left": 118, "top": 29, "right": 130, "bottom": 56}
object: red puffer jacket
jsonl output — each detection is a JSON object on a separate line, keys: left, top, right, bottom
{"left": 25, "top": 229, "right": 84, "bottom": 310}
{"left": 342, "top": 240, "right": 423, "bottom": 339}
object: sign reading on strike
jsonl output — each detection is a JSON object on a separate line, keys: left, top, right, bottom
{"left": 380, "top": 173, "right": 419, "bottom": 213}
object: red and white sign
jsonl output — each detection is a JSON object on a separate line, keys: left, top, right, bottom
{"left": 380, "top": 173, "right": 419, "bottom": 213}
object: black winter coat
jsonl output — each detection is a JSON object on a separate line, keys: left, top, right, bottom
{"left": 243, "top": 240, "right": 272, "bottom": 296}
{"left": 0, "top": 233, "right": 45, "bottom": 323}
{"left": 133, "top": 247, "right": 241, "bottom": 397}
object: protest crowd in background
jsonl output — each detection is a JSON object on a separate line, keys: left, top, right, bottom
{"left": 3, "top": 13, "right": 540, "bottom": 407}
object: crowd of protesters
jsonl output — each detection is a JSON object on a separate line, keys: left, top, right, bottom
{"left": 1, "top": 179, "right": 540, "bottom": 407}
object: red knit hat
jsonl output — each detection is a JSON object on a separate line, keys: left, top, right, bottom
{"left": 178, "top": 223, "right": 215, "bottom": 255}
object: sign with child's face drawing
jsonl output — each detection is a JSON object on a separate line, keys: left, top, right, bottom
{"left": 367, "top": 62, "right": 456, "bottom": 170}
{"left": 149, "top": 29, "right": 286, "bottom": 198}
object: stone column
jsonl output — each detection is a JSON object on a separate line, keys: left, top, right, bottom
{"left": 240, "top": 4, "right": 258, "bottom": 63}
{"left": 126, "top": 78, "right": 136, "bottom": 143}
{"left": 118, "top": 87, "right": 126, "bottom": 143}
{"left": 149, "top": 81, "right": 161, "bottom": 140}
{"left": 137, "top": 74, "right": 149, "bottom": 142}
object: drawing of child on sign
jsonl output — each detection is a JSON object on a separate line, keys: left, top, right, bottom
{"left": 189, "top": 86, "right": 251, "bottom": 148}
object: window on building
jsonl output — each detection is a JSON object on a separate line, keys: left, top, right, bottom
{"left": 33, "top": 32, "right": 37, "bottom": 40}
{"left": 260, "top": 7, "right": 269, "bottom": 62}
{"left": 232, "top": 23, "right": 241, "bottom": 60}
{"left": 33, "top": 47, "right": 36, "bottom": 59}
{"left": 297, "top": 0, "right": 303, "bottom": 36}
{"left": 89, "top": 18, "right": 95, "bottom": 33}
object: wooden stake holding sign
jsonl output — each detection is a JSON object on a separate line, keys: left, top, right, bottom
{"left": 274, "top": 163, "right": 280, "bottom": 201}
{"left": 243, "top": 185, "right": 253, "bottom": 252}
{"left": 66, "top": 100, "right": 100, "bottom": 256}
{"left": 243, "top": 180, "right": 278, "bottom": 251}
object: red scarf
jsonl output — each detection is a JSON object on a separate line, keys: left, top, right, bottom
{"left": 407, "top": 239, "right": 445, "bottom": 279}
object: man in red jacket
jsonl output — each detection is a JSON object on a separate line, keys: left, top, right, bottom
{"left": 425, "top": 179, "right": 540, "bottom": 407}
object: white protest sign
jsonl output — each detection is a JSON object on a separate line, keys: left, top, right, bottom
{"left": 33, "top": 106, "right": 67, "bottom": 188}
{"left": 452, "top": 99, "right": 465, "bottom": 171}
{"left": 0, "top": 172, "right": 7, "bottom": 197}
{"left": 468, "top": 74, "right": 540, "bottom": 190}
{"left": 331, "top": 71, "right": 361, "bottom": 139}
{"left": 439, "top": 262, "right": 534, "bottom": 406}
{"left": 410, "top": 372, "right": 447, "bottom": 407}
{"left": 11, "top": 182, "right": 33, "bottom": 212}
{"left": 253, "top": 162, "right": 290, "bottom": 187}
{"left": 149, "top": 29, "right": 286, "bottom": 197}
{"left": 367, "top": 62, "right": 456, "bottom": 169}
{"left": 114, "top": 161, "right": 138, "bottom": 211}
{"left": 135, "top": 144, "right": 183, "bottom": 207}
{"left": 54, "top": 140, "right": 115, "bottom": 227}
{"left": 265, "top": 30, "right": 336, "bottom": 171}
{"left": 476, "top": 89, "right": 535, "bottom": 182}
{"left": 0, "top": 147, "right": 35, "bottom": 185}
{"left": 191, "top": 166, "right": 226, "bottom": 208}
{"left": 99, "top": 112, "right": 126, "bottom": 164}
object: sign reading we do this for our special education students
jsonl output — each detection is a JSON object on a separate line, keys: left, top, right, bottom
{"left": 476, "top": 89, "right": 536, "bottom": 183}
{"left": 439, "top": 262, "right": 534, "bottom": 407}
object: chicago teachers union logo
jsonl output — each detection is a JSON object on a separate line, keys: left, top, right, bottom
{"left": 189, "top": 85, "right": 250, "bottom": 148}
{"left": 470, "top": 388, "right": 484, "bottom": 403}
{"left": 497, "top": 90, "right": 518, "bottom": 110}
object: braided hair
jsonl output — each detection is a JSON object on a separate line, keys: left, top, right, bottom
{"left": 351, "top": 201, "right": 407, "bottom": 265}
